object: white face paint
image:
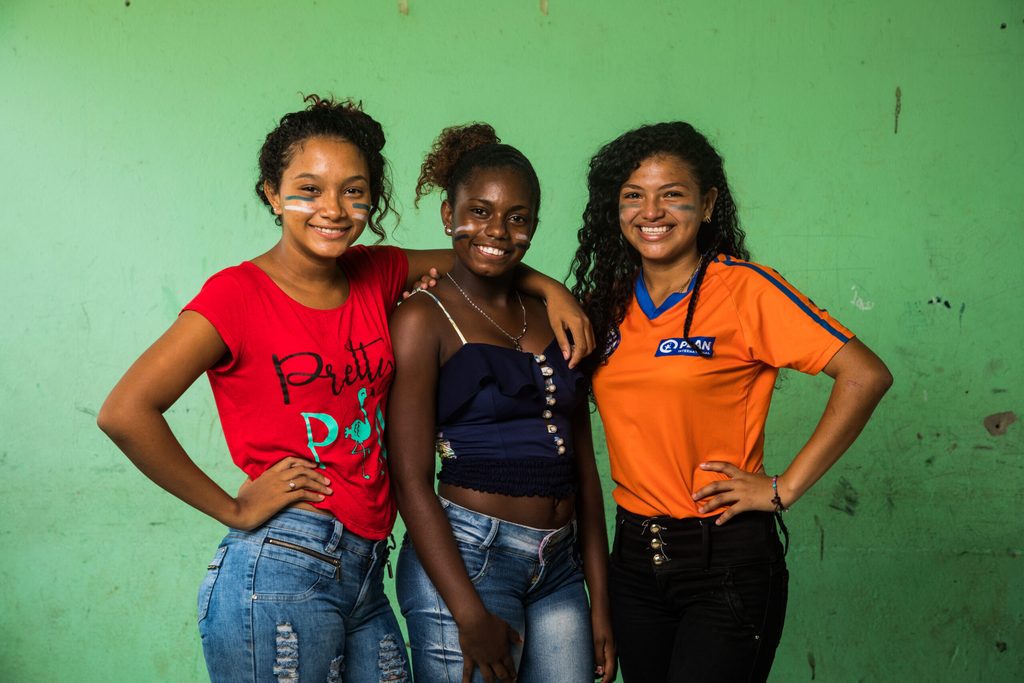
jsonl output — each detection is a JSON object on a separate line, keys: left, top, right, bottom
{"left": 351, "top": 212, "right": 368, "bottom": 222}
{"left": 511, "top": 231, "right": 531, "bottom": 243}
{"left": 452, "top": 224, "right": 473, "bottom": 234}
{"left": 283, "top": 203, "right": 315, "bottom": 214}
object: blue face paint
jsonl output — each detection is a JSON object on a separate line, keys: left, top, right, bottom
{"left": 452, "top": 234, "right": 470, "bottom": 242}
{"left": 284, "top": 195, "right": 314, "bottom": 202}
{"left": 352, "top": 202, "right": 370, "bottom": 211}
{"left": 670, "top": 204, "right": 697, "bottom": 212}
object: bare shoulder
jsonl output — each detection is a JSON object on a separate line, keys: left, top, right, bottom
{"left": 392, "top": 291, "right": 443, "bottom": 327}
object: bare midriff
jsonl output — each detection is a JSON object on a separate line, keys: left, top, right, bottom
{"left": 439, "top": 483, "right": 575, "bottom": 530}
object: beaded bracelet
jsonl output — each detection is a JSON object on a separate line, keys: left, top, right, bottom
{"left": 770, "top": 475, "right": 788, "bottom": 512}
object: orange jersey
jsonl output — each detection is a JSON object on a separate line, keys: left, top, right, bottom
{"left": 592, "top": 255, "right": 853, "bottom": 519}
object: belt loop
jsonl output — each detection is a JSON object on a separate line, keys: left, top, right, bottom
{"left": 480, "top": 514, "right": 500, "bottom": 550}
{"left": 324, "top": 518, "right": 345, "bottom": 553}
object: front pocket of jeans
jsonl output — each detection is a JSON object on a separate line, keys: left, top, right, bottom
{"left": 721, "top": 570, "right": 759, "bottom": 632}
{"left": 197, "top": 545, "right": 227, "bottom": 623}
{"left": 456, "top": 542, "right": 490, "bottom": 584}
{"left": 253, "top": 535, "right": 339, "bottom": 600}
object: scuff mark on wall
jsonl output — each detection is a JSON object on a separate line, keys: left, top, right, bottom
{"left": 894, "top": 86, "right": 902, "bottom": 134}
{"left": 829, "top": 477, "right": 859, "bottom": 516}
{"left": 927, "top": 295, "right": 952, "bottom": 309}
{"left": 850, "top": 284, "right": 875, "bottom": 311}
{"left": 540, "top": 0, "right": 549, "bottom": 15}
{"left": 983, "top": 411, "right": 1017, "bottom": 436}
{"left": 807, "top": 651, "right": 817, "bottom": 680}
{"left": 398, "top": 1, "right": 409, "bottom": 15}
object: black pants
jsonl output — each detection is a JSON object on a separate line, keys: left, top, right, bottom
{"left": 609, "top": 507, "right": 789, "bottom": 683}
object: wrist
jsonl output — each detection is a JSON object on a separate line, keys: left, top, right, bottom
{"left": 451, "top": 600, "right": 489, "bottom": 628}
{"left": 770, "top": 474, "right": 792, "bottom": 511}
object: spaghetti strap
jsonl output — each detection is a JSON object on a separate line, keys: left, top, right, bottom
{"left": 411, "top": 289, "right": 468, "bottom": 345}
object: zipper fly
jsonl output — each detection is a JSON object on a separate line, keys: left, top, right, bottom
{"left": 265, "top": 537, "right": 341, "bottom": 578}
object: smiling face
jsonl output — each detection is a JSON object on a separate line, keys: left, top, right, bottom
{"left": 618, "top": 153, "right": 718, "bottom": 269}
{"left": 263, "top": 136, "right": 371, "bottom": 262}
{"left": 441, "top": 166, "right": 537, "bottom": 279}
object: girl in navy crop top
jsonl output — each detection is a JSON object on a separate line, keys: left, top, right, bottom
{"left": 387, "top": 124, "right": 616, "bottom": 683}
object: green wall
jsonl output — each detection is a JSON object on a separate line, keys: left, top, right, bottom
{"left": 2, "top": 1, "right": 1021, "bottom": 680}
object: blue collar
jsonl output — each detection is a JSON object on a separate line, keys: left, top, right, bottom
{"left": 634, "top": 270, "right": 696, "bottom": 320}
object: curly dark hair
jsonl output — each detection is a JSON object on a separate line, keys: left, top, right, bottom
{"left": 414, "top": 122, "right": 540, "bottom": 218}
{"left": 255, "top": 94, "right": 395, "bottom": 240}
{"left": 570, "top": 121, "right": 750, "bottom": 376}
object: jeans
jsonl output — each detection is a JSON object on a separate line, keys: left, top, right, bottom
{"left": 610, "top": 507, "right": 788, "bottom": 683}
{"left": 197, "top": 508, "right": 410, "bottom": 682}
{"left": 396, "top": 497, "right": 593, "bottom": 683}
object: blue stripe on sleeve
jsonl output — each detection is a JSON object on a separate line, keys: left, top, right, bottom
{"left": 719, "top": 259, "right": 850, "bottom": 343}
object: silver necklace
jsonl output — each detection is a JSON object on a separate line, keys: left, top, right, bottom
{"left": 446, "top": 272, "right": 528, "bottom": 351}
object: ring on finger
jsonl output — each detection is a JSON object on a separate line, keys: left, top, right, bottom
{"left": 288, "top": 481, "right": 296, "bottom": 490}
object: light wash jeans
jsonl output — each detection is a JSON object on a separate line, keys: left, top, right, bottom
{"left": 197, "top": 508, "right": 409, "bottom": 682}
{"left": 397, "top": 497, "right": 593, "bottom": 683}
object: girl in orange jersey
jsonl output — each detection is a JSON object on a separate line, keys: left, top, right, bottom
{"left": 570, "top": 122, "right": 892, "bottom": 682}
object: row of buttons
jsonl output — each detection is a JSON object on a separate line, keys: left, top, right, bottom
{"left": 534, "top": 353, "right": 566, "bottom": 456}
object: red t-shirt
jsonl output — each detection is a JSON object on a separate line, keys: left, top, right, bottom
{"left": 183, "top": 245, "right": 409, "bottom": 539}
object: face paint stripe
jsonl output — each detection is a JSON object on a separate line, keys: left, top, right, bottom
{"left": 351, "top": 213, "right": 368, "bottom": 221}
{"left": 452, "top": 225, "right": 473, "bottom": 234}
{"left": 452, "top": 234, "right": 470, "bottom": 241}
{"left": 283, "top": 204, "right": 316, "bottom": 214}
{"left": 669, "top": 204, "right": 697, "bottom": 212}
{"left": 283, "top": 195, "right": 315, "bottom": 202}
{"left": 352, "top": 202, "right": 371, "bottom": 211}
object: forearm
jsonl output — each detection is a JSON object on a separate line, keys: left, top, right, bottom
{"left": 393, "top": 479, "right": 488, "bottom": 625}
{"left": 99, "top": 404, "right": 238, "bottom": 524}
{"left": 514, "top": 263, "right": 562, "bottom": 301}
{"left": 577, "top": 469, "right": 611, "bottom": 611}
{"left": 779, "top": 361, "right": 892, "bottom": 506}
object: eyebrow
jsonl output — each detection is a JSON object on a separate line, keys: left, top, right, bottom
{"left": 292, "top": 173, "right": 369, "bottom": 184}
{"left": 621, "top": 182, "right": 691, "bottom": 191}
{"left": 465, "top": 197, "right": 533, "bottom": 212}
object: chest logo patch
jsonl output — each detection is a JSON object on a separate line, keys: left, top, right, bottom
{"left": 655, "top": 336, "right": 716, "bottom": 357}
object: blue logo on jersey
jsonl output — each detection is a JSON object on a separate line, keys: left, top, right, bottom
{"left": 655, "top": 336, "right": 716, "bottom": 357}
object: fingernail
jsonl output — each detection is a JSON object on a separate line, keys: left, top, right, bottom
{"left": 324, "top": 478, "right": 331, "bottom": 485}
{"left": 318, "top": 494, "right": 326, "bottom": 500}
{"left": 699, "top": 463, "right": 709, "bottom": 469}
{"left": 325, "top": 488, "right": 333, "bottom": 494}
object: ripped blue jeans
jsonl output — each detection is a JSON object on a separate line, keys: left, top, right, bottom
{"left": 198, "top": 508, "right": 410, "bottom": 682}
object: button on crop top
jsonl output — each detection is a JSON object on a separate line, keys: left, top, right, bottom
{"left": 413, "top": 290, "right": 586, "bottom": 498}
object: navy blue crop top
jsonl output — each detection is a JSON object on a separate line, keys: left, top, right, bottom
{"left": 415, "top": 291, "right": 587, "bottom": 498}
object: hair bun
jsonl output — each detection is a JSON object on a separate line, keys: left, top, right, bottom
{"left": 415, "top": 123, "right": 501, "bottom": 204}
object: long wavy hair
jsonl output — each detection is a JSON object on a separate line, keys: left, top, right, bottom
{"left": 570, "top": 122, "right": 749, "bottom": 376}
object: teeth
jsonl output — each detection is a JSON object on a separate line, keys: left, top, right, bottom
{"left": 313, "top": 226, "right": 344, "bottom": 235}
{"left": 639, "top": 226, "right": 670, "bottom": 234}
{"left": 477, "top": 245, "right": 506, "bottom": 256}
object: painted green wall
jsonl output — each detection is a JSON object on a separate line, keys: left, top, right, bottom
{"left": 2, "top": 1, "right": 1021, "bottom": 680}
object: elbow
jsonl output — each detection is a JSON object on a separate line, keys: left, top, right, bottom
{"left": 96, "top": 399, "right": 123, "bottom": 439}
{"left": 871, "top": 362, "right": 894, "bottom": 398}
{"left": 96, "top": 393, "right": 136, "bottom": 441}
